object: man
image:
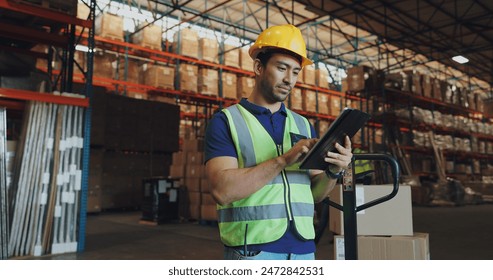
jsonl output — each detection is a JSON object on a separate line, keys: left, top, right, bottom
{"left": 204, "top": 24, "right": 352, "bottom": 260}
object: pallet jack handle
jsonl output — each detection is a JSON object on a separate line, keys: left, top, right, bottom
{"left": 327, "top": 153, "right": 400, "bottom": 260}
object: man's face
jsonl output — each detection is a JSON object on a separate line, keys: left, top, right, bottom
{"left": 257, "top": 53, "right": 301, "bottom": 103}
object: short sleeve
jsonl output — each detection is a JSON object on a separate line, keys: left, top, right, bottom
{"left": 204, "top": 111, "right": 238, "bottom": 163}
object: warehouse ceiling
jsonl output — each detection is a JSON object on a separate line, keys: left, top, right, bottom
{"left": 296, "top": 0, "right": 493, "bottom": 92}
{"left": 108, "top": 0, "right": 492, "bottom": 93}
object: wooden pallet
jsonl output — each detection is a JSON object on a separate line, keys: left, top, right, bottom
{"left": 140, "top": 42, "right": 162, "bottom": 51}
{"left": 98, "top": 34, "right": 124, "bottom": 43}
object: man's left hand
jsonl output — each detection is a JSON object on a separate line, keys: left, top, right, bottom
{"left": 324, "top": 135, "right": 353, "bottom": 174}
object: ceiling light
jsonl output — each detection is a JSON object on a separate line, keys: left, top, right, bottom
{"left": 452, "top": 55, "right": 469, "bottom": 64}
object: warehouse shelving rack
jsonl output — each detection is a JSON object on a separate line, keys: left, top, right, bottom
{"left": 71, "top": 28, "right": 374, "bottom": 148}
{"left": 359, "top": 81, "right": 493, "bottom": 204}
{"left": 0, "top": 0, "right": 96, "bottom": 256}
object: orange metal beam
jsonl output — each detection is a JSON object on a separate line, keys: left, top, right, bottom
{"left": 0, "top": 88, "right": 89, "bottom": 107}
{"left": 0, "top": 99, "right": 24, "bottom": 111}
{"left": 0, "top": 0, "right": 91, "bottom": 28}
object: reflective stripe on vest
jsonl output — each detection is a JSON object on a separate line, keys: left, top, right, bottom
{"left": 218, "top": 104, "right": 315, "bottom": 247}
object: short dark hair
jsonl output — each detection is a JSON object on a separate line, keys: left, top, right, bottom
{"left": 256, "top": 48, "right": 303, "bottom": 67}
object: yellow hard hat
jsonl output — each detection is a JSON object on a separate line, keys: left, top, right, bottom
{"left": 249, "top": 24, "right": 313, "bottom": 67}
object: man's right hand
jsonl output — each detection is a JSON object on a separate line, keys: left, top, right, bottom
{"left": 281, "top": 138, "right": 318, "bottom": 167}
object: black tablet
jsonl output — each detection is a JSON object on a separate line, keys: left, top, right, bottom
{"left": 299, "top": 108, "right": 371, "bottom": 170}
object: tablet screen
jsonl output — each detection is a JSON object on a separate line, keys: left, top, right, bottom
{"left": 299, "top": 108, "right": 371, "bottom": 170}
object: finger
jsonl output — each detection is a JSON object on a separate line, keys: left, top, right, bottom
{"left": 344, "top": 135, "right": 352, "bottom": 149}
{"left": 334, "top": 142, "right": 351, "bottom": 155}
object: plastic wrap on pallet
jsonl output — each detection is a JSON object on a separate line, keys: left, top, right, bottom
{"left": 432, "top": 111, "right": 443, "bottom": 126}
{"left": 394, "top": 108, "right": 410, "bottom": 119}
{"left": 412, "top": 130, "right": 428, "bottom": 147}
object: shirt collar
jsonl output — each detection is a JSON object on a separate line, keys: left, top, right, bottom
{"left": 239, "top": 98, "right": 287, "bottom": 116}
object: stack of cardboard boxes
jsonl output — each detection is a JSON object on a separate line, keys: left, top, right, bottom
{"left": 132, "top": 23, "right": 162, "bottom": 50}
{"left": 169, "top": 138, "right": 217, "bottom": 222}
{"left": 223, "top": 44, "right": 240, "bottom": 68}
{"left": 222, "top": 72, "right": 238, "bottom": 99}
{"left": 87, "top": 93, "right": 179, "bottom": 212}
{"left": 239, "top": 48, "right": 254, "bottom": 71}
{"left": 237, "top": 76, "right": 255, "bottom": 99}
{"left": 140, "top": 63, "right": 175, "bottom": 90}
{"left": 198, "top": 68, "right": 219, "bottom": 96}
{"left": 95, "top": 12, "right": 124, "bottom": 41}
{"left": 199, "top": 38, "right": 219, "bottom": 63}
{"left": 330, "top": 184, "right": 430, "bottom": 260}
{"left": 173, "top": 28, "right": 199, "bottom": 59}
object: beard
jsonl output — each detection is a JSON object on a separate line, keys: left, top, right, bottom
{"left": 259, "top": 79, "right": 291, "bottom": 103}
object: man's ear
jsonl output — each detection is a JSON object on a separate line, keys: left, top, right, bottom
{"left": 253, "top": 58, "right": 263, "bottom": 76}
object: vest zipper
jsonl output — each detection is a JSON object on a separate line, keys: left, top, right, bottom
{"left": 277, "top": 144, "right": 293, "bottom": 221}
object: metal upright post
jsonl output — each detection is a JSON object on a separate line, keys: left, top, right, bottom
{"left": 341, "top": 158, "right": 357, "bottom": 260}
{"left": 77, "top": 0, "right": 95, "bottom": 253}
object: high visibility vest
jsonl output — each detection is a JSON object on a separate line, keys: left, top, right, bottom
{"left": 354, "top": 148, "right": 373, "bottom": 175}
{"left": 218, "top": 104, "right": 315, "bottom": 247}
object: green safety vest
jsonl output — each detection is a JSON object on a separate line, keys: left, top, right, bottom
{"left": 354, "top": 148, "right": 373, "bottom": 175}
{"left": 218, "top": 104, "right": 315, "bottom": 247}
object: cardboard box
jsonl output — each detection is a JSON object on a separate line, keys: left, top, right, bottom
{"left": 403, "top": 70, "right": 422, "bottom": 95}
{"left": 316, "top": 68, "right": 329, "bottom": 88}
{"left": 329, "top": 95, "right": 341, "bottom": 116}
{"left": 239, "top": 48, "right": 253, "bottom": 71}
{"left": 93, "top": 51, "right": 115, "bottom": 79}
{"left": 318, "top": 120, "right": 330, "bottom": 136}
{"left": 334, "top": 232, "right": 430, "bottom": 260}
{"left": 289, "top": 88, "right": 303, "bottom": 110}
{"left": 302, "top": 90, "right": 317, "bottom": 113}
{"left": 223, "top": 44, "right": 240, "bottom": 68}
{"left": 317, "top": 93, "right": 329, "bottom": 114}
{"left": 347, "top": 66, "right": 381, "bottom": 92}
{"left": 201, "top": 205, "right": 218, "bottom": 221}
{"left": 302, "top": 64, "right": 316, "bottom": 85}
{"left": 188, "top": 191, "right": 201, "bottom": 205}
{"left": 87, "top": 187, "right": 102, "bottom": 213}
{"left": 187, "top": 191, "right": 201, "bottom": 220}
{"left": 182, "top": 139, "right": 204, "bottom": 152}
{"left": 185, "top": 177, "right": 201, "bottom": 192}
{"left": 186, "top": 152, "right": 204, "bottom": 165}
{"left": 222, "top": 72, "right": 237, "bottom": 99}
{"left": 95, "top": 13, "right": 123, "bottom": 41}
{"left": 237, "top": 76, "right": 254, "bottom": 99}
{"left": 201, "top": 193, "right": 216, "bottom": 205}
{"left": 142, "top": 64, "right": 174, "bottom": 89}
{"left": 116, "top": 57, "right": 140, "bottom": 84}
{"left": 76, "top": 1, "right": 90, "bottom": 34}
{"left": 329, "top": 184, "right": 413, "bottom": 236}
{"left": 422, "top": 75, "right": 433, "bottom": 98}
{"left": 199, "top": 38, "right": 219, "bottom": 63}
{"left": 186, "top": 164, "right": 205, "bottom": 178}
{"left": 172, "top": 151, "right": 187, "bottom": 165}
{"left": 179, "top": 64, "right": 198, "bottom": 92}
{"left": 173, "top": 28, "right": 199, "bottom": 58}
{"left": 133, "top": 23, "right": 162, "bottom": 50}
{"left": 198, "top": 68, "right": 218, "bottom": 96}
{"left": 200, "top": 178, "right": 211, "bottom": 192}
{"left": 169, "top": 164, "right": 185, "bottom": 178}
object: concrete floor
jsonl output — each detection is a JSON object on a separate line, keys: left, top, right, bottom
{"left": 36, "top": 203, "right": 493, "bottom": 260}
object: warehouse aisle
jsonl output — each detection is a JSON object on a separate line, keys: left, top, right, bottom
{"left": 29, "top": 204, "right": 493, "bottom": 260}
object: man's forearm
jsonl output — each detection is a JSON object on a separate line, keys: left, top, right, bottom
{"left": 209, "top": 156, "right": 287, "bottom": 206}
{"left": 310, "top": 171, "right": 338, "bottom": 203}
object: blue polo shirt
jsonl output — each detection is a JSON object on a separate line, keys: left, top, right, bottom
{"left": 204, "top": 98, "right": 317, "bottom": 254}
